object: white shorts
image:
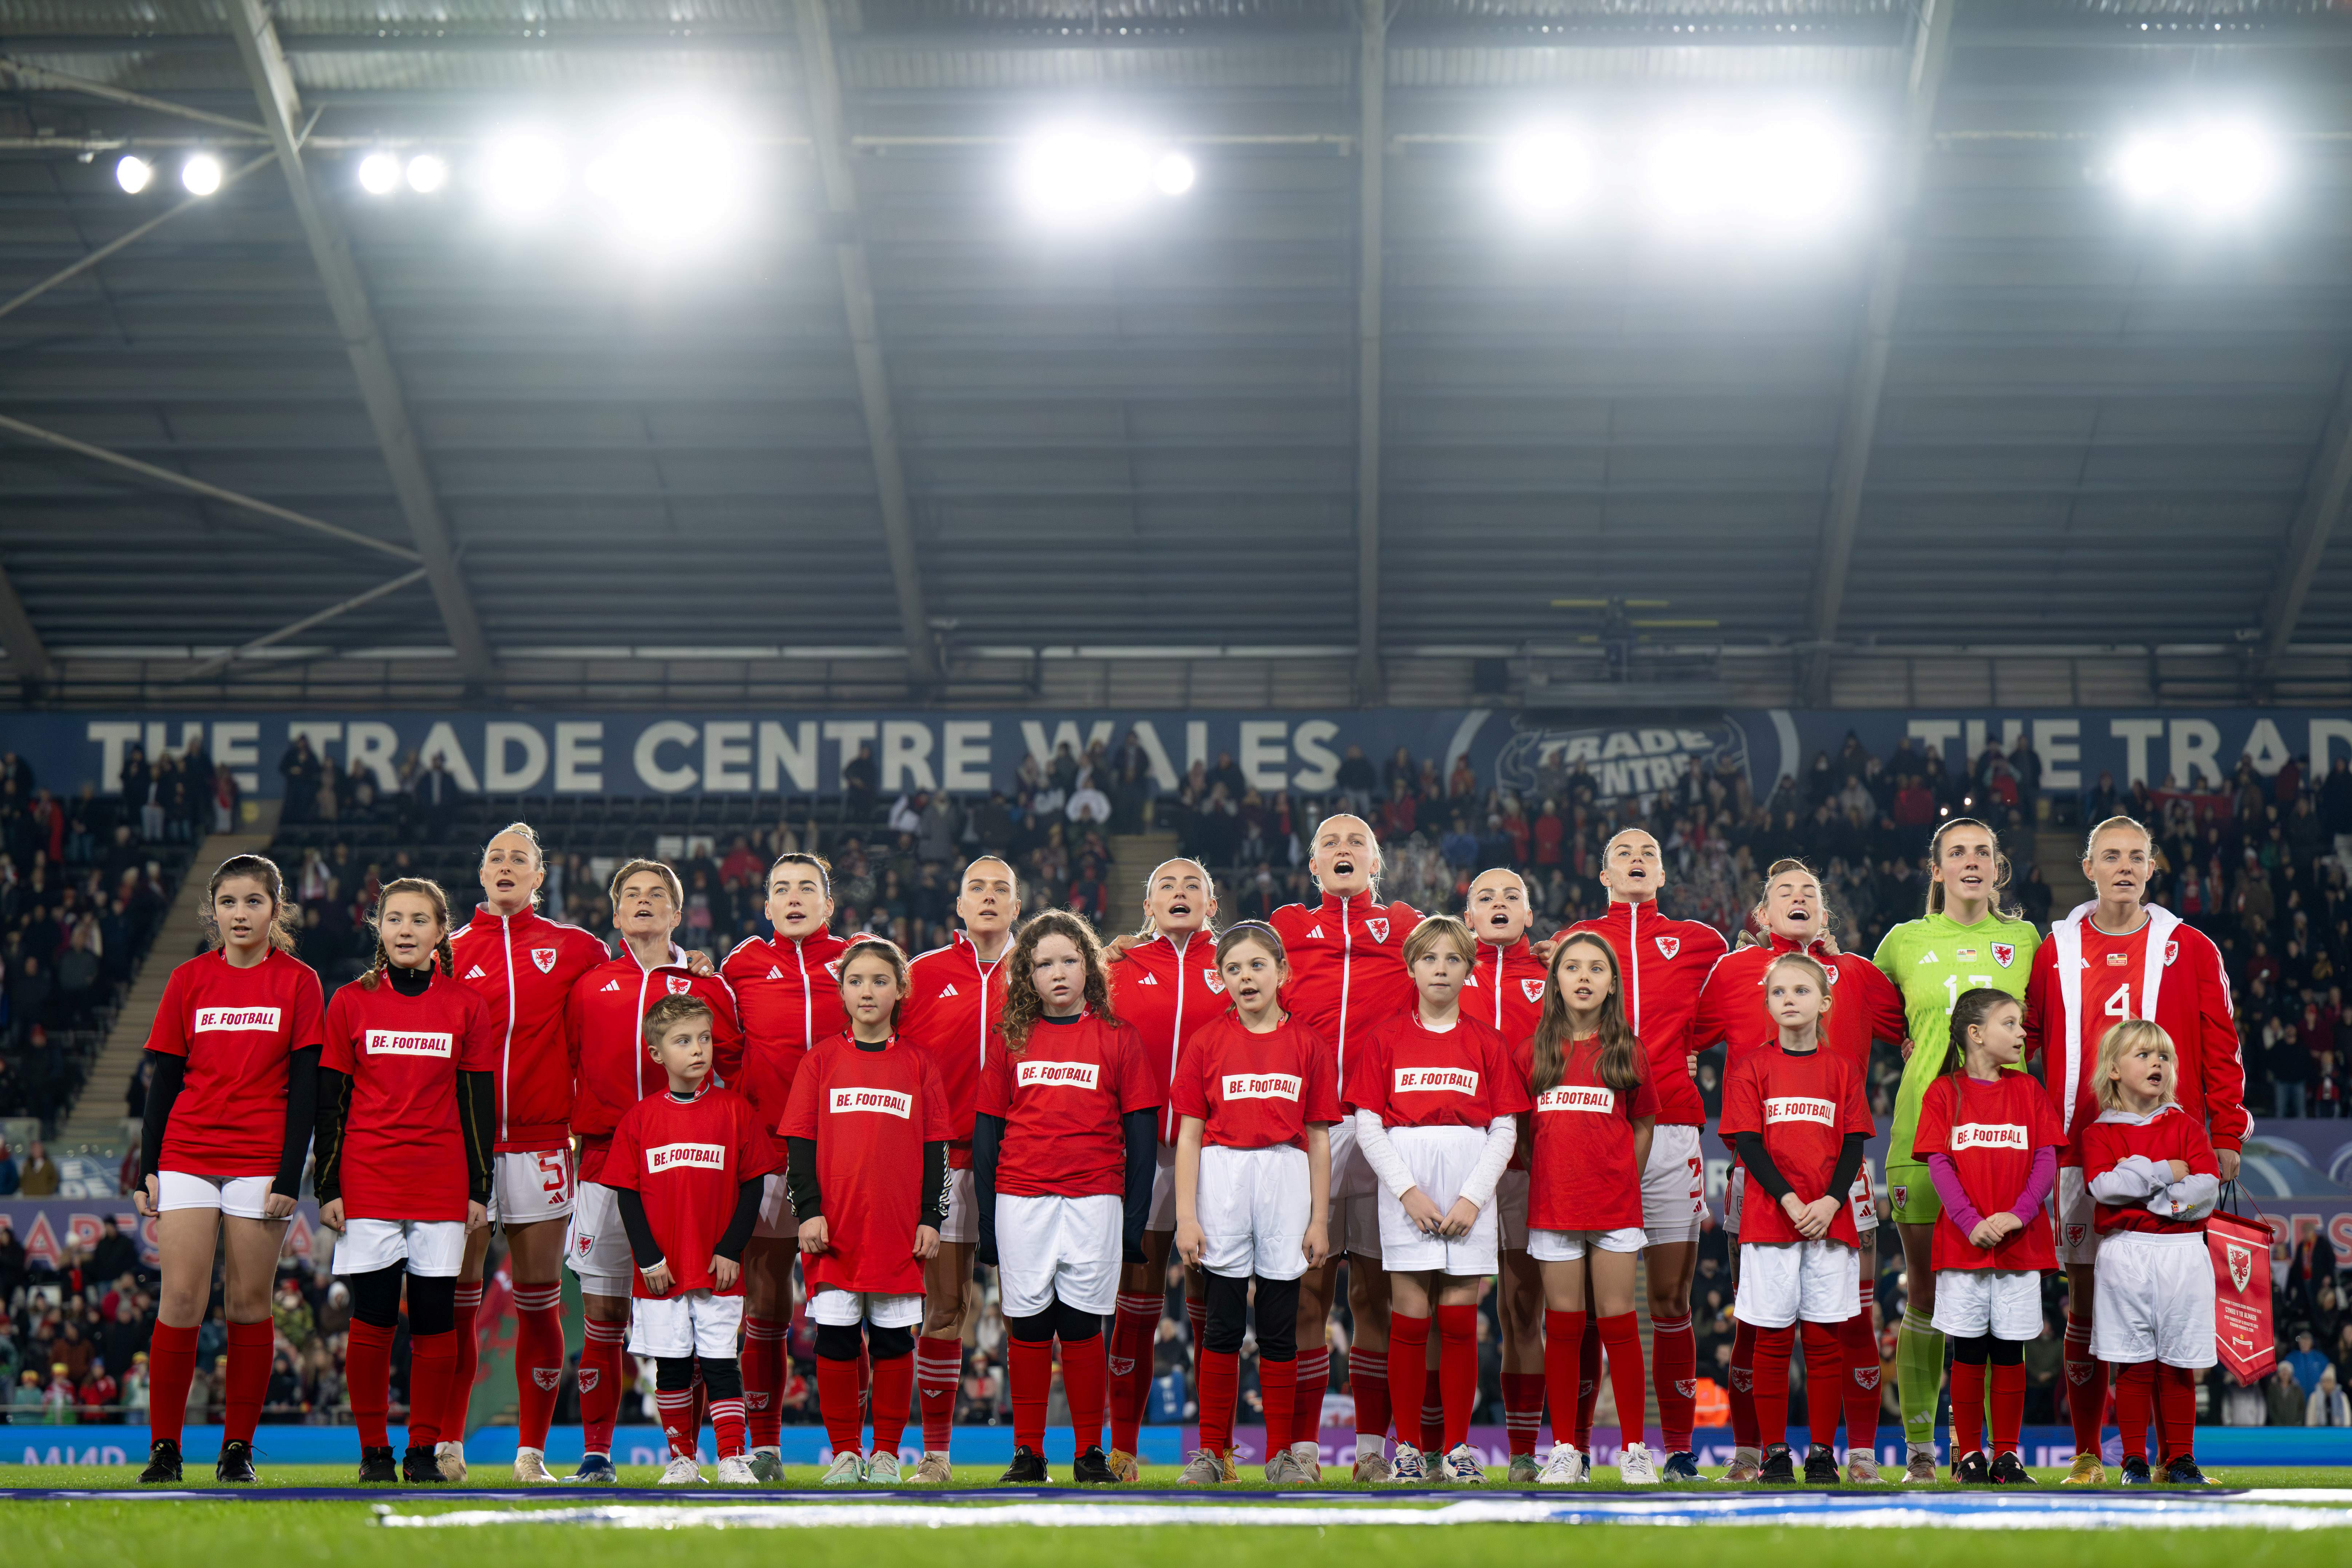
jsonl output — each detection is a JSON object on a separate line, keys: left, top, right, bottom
{"left": 997, "top": 1192, "right": 1121, "bottom": 1317}
{"left": 1930, "top": 1267, "right": 2044, "bottom": 1341}
{"left": 157, "top": 1171, "right": 274, "bottom": 1220}
{"left": 1528, "top": 1226, "right": 1647, "bottom": 1263}
{"left": 1376, "top": 1125, "right": 1500, "bottom": 1277}
{"left": 1725, "top": 1166, "right": 1878, "bottom": 1239}
{"left": 2092, "top": 1230, "right": 2216, "bottom": 1370}
{"left": 808, "top": 1287, "right": 924, "bottom": 1330}
{"left": 938, "top": 1167, "right": 977, "bottom": 1247}
{"left": 754, "top": 1171, "right": 797, "bottom": 1242}
{"left": 1198, "top": 1144, "right": 1314, "bottom": 1281}
{"left": 565, "top": 1180, "right": 637, "bottom": 1296}
{"left": 1330, "top": 1191, "right": 1382, "bottom": 1260}
{"left": 1329, "top": 1111, "right": 1376, "bottom": 1200}
{"left": 1641, "top": 1124, "right": 1706, "bottom": 1244}
{"left": 2054, "top": 1166, "right": 2101, "bottom": 1267}
{"left": 332, "top": 1218, "right": 467, "bottom": 1278}
{"left": 1734, "top": 1239, "right": 1861, "bottom": 1329}
{"left": 629, "top": 1289, "right": 746, "bottom": 1359}
{"left": 1496, "top": 1169, "right": 1530, "bottom": 1251}
{"left": 490, "top": 1148, "right": 575, "bottom": 1226}
{"left": 1147, "top": 1144, "right": 1179, "bottom": 1234}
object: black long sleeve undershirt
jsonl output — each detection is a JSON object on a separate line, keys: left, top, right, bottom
{"left": 615, "top": 1178, "right": 763, "bottom": 1270}
{"left": 276, "top": 1046, "right": 320, "bottom": 1199}
{"left": 1736, "top": 1130, "right": 1868, "bottom": 1210}
{"left": 972, "top": 1112, "right": 1003, "bottom": 1264}
{"left": 312, "top": 1065, "right": 353, "bottom": 1206}
{"left": 140, "top": 1050, "right": 185, "bottom": 1183}
{"left": 1120, "top": 1107, "right": 1155, "bottom": 1264}
{"left": 1827, "top": 1131, "right": 1867, "bottom": 1202}
{"left": 458, "top": 1070, "right": 494, "bottom": 1205}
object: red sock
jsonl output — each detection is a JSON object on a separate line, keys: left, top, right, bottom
{"left": 1598, "top": 1311, "right": 1649, "bottom": 1451}
{"left": 1008, "top": 1336, "right": 1052, "bottom": 1453}
{"left": 1801, "top": 1320, "right": 1843, "bottom": 1452}
{"left": 1650, "top": 1314, "right": 1694, "bottom": 1453}
{"left": 689, "top": 1368, "right": 708, "bottom": 1455}
{"left": 2156, "top": 1363, "right": 2197, "bottom": 1465}
{"left": 818, "top": 1355, "right": 864, "bottom": 1456}
{"left": 406, "top": 1328, "right": 457, "bottom": 1448}
{"left": 1108, "top": 1292, "right": 1161, "bottom": 1454}
{"left": 1729, "top": 1317, "right": 1758, "bottom": 1449}
{"left": 1262, "top": 1353, "right": 1296, "bottom": 1455}
{"left": 1502, "top": 1372, "right": 1544, "bottom": 1457}
{"left": 1350, "top": 1345, "right": 1390, "bottom": 1443}
{"left": 223, "top": 1319, "right": 274, "bottom": 1445}
{"left": 857, "top": 1341, "right": 870, "bottom": 1419}
{"left": 1421, "top": 1364, "right": 1445, "bottom": 1453}
{"left": 1951, "top": 1358, "right": 1986, "bottom": 1459}
{"left": 742, "top": 1315, "right": 787, "bottom": 1450}
{"left": 2115, "top": 1361, "right": 2155, "bottom": 1461}
{"left": 1063, "top": 1333, "right": 1108, "bottom": 1452}
{"left": 1200, "top": 1346, "right": 1240, "bottom": 1457}
{"left": 1384, "top": 1315, "right": 1430, "bottom": 1448}
{"left": 579, "top": 1316, "right": 627, "bottom": 1456}
{"left": 449, "top": 1281, "right": 484, "bottom": 1439}
{"left": 2064, "top": 1313, "right": 2108, "bottom": 1459}
{"left": 1840, "top": 1311, "right": 1881, "bottom": 1457}
{"left": 1187, "top": 1295, "right": 1208, "bottom": 1362}
{"left": 1436, "top": 1304, "right": 1478, "bottom": 1452}
{"left": 1751, "top": 1323, "right": 1794, "bottom": 1450}
{"left": 709, "top": 1392, "right": 747, "bottom": 1460}
{"left": 1292, "top": 1347, "right": 1329, "bottom": 1450}
{"left": 915, "top": 1335, "right": 962, "bottom": 1454}
{"left": 1574, "top": 1314, "right": 1603, "bottom": 1448}
{"left": 1542, "top": 1310, "right": 1586, "bottom": 1449}
{"left": 147, "top": 1321, "right": 199, "bottom": 1447}
{"left": 871, "top": 1350, "right": 914, "bottom": 1454}
{"left": 656, "top": 1385, "right": 697, "bottom": 1460}
{"left": 511, "top": 1282, "right": 565, "bottom": 1453}
{"left": 346, "top": 1319, "right": 396, "bottom": 1450}
{"left": 1991, "top": 1358, "right": 2026, "bottom": 1457}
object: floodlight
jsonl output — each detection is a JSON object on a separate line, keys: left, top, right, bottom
{"left": 1498, "top": 127, "right": 1593, "bottom": 222}
{"left": 2179, "top": 121, "right": 2280, "bottom": 217}
{"left": 406, "top": 154, "right": 449, "bottom": 194}
{"left": 1742, "top": 117, "right": 1858, "bottom": 223}
{"left": 1647, "top": 127, "right": 1733, "bottom": 221}
{"left": 2115, "top": 133, "right": 2176, "bottom": 203}
{"left": 1019, "top": 128, "right": 1153, "bottom": 224}
{"left": 114, "top": 155, "right": 153, "bottom": 194}
{"left": 1154, "top": 151, "right": 1197, "bottom": 197}
{"left": 358, "top": 151, "right": 402, "bottom": 195}
{"left": 180, "top": 153, "right": 222, "bottom": 196}
{"left": 481, "top": 132, "right": 566, "bottom": 219}
{"left": 582, "top": 113, "right": 752, "bottom": 254}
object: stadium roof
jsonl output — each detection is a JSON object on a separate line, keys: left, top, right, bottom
{"left": 1, "top": 0, "right": 2350, "bottom": 707}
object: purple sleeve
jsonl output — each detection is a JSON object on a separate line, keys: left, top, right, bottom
{"left": 1925, "top": 1151, "right": 1984, "bottom": 1235}
{"left": 2007, "top": 1145, "right": 2058, "bottom": 1227}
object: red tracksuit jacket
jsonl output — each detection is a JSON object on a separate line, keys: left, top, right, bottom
{"left": 565, "top": 942, "right": 742, "bottom": 1182}
{"left": 450, "top": 905, "right": 611, "bottom": 1155}
{"left": 1108, "top": 927, "right": 1229, "bottom": 1144}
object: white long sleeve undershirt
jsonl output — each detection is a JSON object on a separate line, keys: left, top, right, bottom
{"left": 1353, "top": 1110, "right": 1520, "bottom": 1209}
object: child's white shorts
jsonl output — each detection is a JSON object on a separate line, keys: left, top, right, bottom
{"left": 1930, "top": 1267, "right": 2044, "bottom": 1341}
{"left": 1734, "top": 1238, "right": 1861, "bottom": 1329}
{"left": 629, "top": 1288, "right": 745, "bottom": 1359}
{"left": 1197, "top": 1143, "right": 1313, "bottom": 1281}
{"left": 2092, "top": 1230, "right": 2216, "bottom": 1369}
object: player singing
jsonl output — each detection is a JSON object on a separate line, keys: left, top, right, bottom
{"left": 134, "top": 854, "right": 324, "bottom": 1485}
{"left": 725, "top": 851, "right": 860, "bottom": 1479}
{"left": 974, "top": 911, "right": 1160, "bottom": 1485}
{"left": 902, "top": 855, "right": 1021, "bottom": 1482}
{"left": 315, "top": 878, "right": 497, "bottom": 1483}
{"left": 449, "top": 823, "right": 610, "bottom": 1484}
{"left": 783, "top": 940, "right": 950, "bottom": 1485}
{"left": 1268, "top": 813, "right": 1421, "bottom": 1481}
{"left": 1104, "top": 858, "right": 1225, "bottom": 1480}
{"left": 1523, "top": 932, "right": 1657, "bottom": 1485}
{"left": 1872, "top": 818, "right": 2039, "bottom": 1482}
{"left": 1344, "top": 915, "right": 1529, "bottom": 1484}
{"left": 1168, "top": 921, "right": 1338, "bottom": 1484}
{"left": 2023, "top": 816, "right": 2244, "bottom": 1485}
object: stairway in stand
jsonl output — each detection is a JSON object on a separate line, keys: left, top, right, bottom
{"left": 1106, "top": 830, "right": 1180, "bottom": 932}
{"left": 57, "top": 808, "right": 283, "bottom": 1153}
{"left": 2033, "top": 823, "right": 2093, "bottom": 918}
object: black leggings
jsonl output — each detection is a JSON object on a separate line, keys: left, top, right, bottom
{"left": 815, "top": 1322, "right": 915, "bottom": 1362}
{"left": 1005, "top": 1298, "right": 1103, "bottom": 1344}
{"left": 1204, "top": 1273, "right": 1299, "bottom": 1360}
{"left": 655, "top": 1356, "right": 742, "bottom": 1398}
{"left": 1951, "top": 1333, "right": 2025, "bottom": 1367}
{"left": 346, "top": 1265, "right": 455, "bottom": 1336}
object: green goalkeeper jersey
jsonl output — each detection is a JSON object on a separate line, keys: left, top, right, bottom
{"left": 1873, "top": 909, "right": 2043, "bottom": 1169}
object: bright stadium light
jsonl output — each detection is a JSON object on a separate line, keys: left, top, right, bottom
{"left": 1497, "top": 127, "right": 1592, "bottom": 223}
{"left": 1647, "top": 126, "right": 1733, "bottom": 222}
{"left": 406, "top": 153, "right": 449, "bottom": 194}
{"left": 2114, "top": 120, "right": 2283, "bottom": 220}
{"left": 180, "top": 153, "right": 222, "bottom": 196}
{"left": 583, "top": 112, "right": 752, "bottom": 256}
{"left": 1154, "top": 150, "right": 1197, "bottom": 197}
{"left": 358, "top": 151, "right": 402, "bottom": 195}
{"left": 114, "top": 155, "right": 153, "bottom": 194}
{"left": 1742, "top": 115, "right": 1859, "bottom": 225}
{"left": 1017, "top": 127, "right": 1194, "bottom": 226}
{"left": 480, "top": 131, "right": 566, "bottom": 219}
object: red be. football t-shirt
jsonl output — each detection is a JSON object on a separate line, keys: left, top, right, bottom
{"left": 604, "top": 1083, "right": 782, "bottom": 1299}
{"left": 1717, "top": 1045, "right": 1875, "bottom": 1247}
{"left": 1342, "top": 1011, "right": 1534, "bottom": 1129}
{"left": 1168, "top": 1013, "right": 1342, "bottom": 1152}
{"left": 321, "top": 970, "right": 501, "bottom": 1222}
{"left": 1524, "top": 1035, "right": 1660, "bottom": 1235}
{"left": 781, "top": 1033, "right": 953, "bottom": 1296}
{"left": 976, "top": 1012, "right": 1162, "bottom": 1198}
{"left": 1913, "top": 1071, "right": 2066, "bottom": 1272}
{"left": 144, "top": 947, "right": 328, "bottom": 1179}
